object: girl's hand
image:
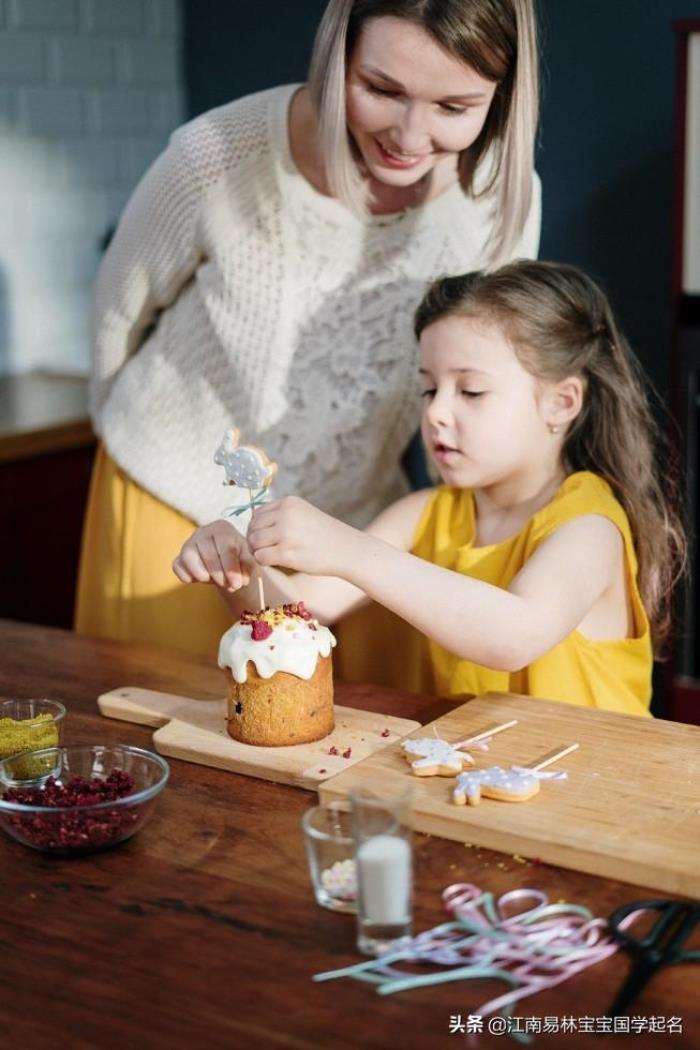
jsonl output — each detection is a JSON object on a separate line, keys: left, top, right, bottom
{"left": 248, "top": 497, "right": 357, "bottom": 576}
{"left": 172, "top": 519, "right": 254, "bottom": 591}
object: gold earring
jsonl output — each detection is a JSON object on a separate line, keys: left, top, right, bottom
{"left": 547, "top": 423, "right": 560, "bottom": 435}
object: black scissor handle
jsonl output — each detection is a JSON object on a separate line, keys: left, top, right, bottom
{"left": 609, "top": 899, "right": 700, "bottom": 963}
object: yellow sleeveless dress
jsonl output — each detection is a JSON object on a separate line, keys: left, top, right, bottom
{"left": 411, "top": 472, "right": 653, "bottom": 717}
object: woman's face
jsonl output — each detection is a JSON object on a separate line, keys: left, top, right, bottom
{"left": 346, "top": 16, "right": 498, "bottom": 189}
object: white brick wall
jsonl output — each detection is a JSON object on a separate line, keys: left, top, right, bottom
{"left": 83, "top": 0, "right": 143, "bottom": 35}
{"left": 17, "top": 87, "right": 85, "bottom": 133}
{"left": 0, "top": 88, "right": 13, "bottom": 120}
{"left": 0, "top": 32, "right": 44, "bottom": 79}
{"left": 0, "top": 0, "right": 184, "bottom": 375}
{"left": 49, "top": 35, "right": 117, "bottom": 84}
{"left": 9, "top": 0, "right": 78, "bottom": 32}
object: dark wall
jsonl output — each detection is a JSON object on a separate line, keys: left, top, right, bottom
{"left": 184, "top": 0, "right": 325, "bottom": 115}
{"left": 537, "top": 1, "right": 700, "bottom": 394}
{"left": 183, "top": 1, "right": 700, "bottom": 392}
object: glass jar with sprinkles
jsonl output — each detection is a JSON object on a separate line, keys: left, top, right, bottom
{"left": 0, "top": 698, "right": 66, "bottom": 778}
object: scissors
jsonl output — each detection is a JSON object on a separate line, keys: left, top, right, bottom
{"left": 607, "top": 898, "right": 700, "bottom": 1016}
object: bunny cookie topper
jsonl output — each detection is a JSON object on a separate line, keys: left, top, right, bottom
{"left": 452, "top": 743, "right": 579, "bottom": 806}
{"left": 215, "top": 428, "right": 277, "bottom": 490}
{"left": 214, "top": 428, "right": 277, "bottom": 521}
{"left": 401, "top": 737, "right": 483, "bottom": 777}
{"left": 401, "top": 719, "right": 518, "bottom": 778}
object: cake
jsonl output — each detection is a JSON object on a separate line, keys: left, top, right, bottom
{"left": 217, "top": 602, "right": 336, "bottom": 746}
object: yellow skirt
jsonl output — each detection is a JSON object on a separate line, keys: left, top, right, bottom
{"left": 76, "top": 446, "right": 429, "bottom": 690}
{"left": 75, "top": 446, "right": 232, "bottom": 656}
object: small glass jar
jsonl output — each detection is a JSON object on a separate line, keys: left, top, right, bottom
{"left": 0, "top": 698, "right": 66, "bottom": 777}
{"left": 301, "top": 801, "right": 358, "bottom": 914}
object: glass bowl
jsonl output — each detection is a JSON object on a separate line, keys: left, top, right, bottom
{"left": 0, "top": 698, "right": 66, "bottom": 770}
{"left": 0, "top": 744, "right": 169, "bottom": 855}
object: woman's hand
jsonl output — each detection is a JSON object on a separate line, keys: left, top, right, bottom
{"left": 248, "top": 497, "right": 359, "bottom": 576}
{"left": 172, "top": 519, "right": 254, "bottom": 591}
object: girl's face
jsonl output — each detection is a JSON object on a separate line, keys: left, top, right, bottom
{"left": 420, "top": 314, "right": 558, "bottom": 492}
{"left": 345, "top": 17, "right": 498, "bottom": 190}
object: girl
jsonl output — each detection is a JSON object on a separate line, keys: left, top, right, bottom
{"left": 173, "top": 260, "right": 686, "bottom": 717}
{"left": 76, "top": 0, "right": 541, "bottom": 669}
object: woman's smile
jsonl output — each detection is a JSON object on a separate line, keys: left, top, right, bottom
{"left": 374, "top": 138, "right": 430, "bottom": 169}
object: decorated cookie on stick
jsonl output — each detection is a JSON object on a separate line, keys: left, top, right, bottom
{"left": 401, "top": 720, "right": 518, "bottom": 778}
{"left": 214, "top": 427, "right": 277, "bottom": 520}
{"left": 214, "top": 427, "right": 277, "bottom": 609}
{"left": 452, "top": 742, "right": 579, "bottom": 806}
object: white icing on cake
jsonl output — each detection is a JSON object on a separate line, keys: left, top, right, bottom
{"left": 218, "top": 611, "right": 336, "bottom": 683}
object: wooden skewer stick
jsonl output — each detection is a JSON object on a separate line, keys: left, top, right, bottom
{"left": 529, "top": 742, "right": 580, "bottom": 772}
{"left": 452, "top": 719, "right": 518, "bottom": 750}
{"left": 257, "top": 574, "right": 266, "bottom": 612}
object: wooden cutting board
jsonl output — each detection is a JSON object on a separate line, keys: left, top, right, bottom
{"left": 97, "top": 687, "right": 420, "bottom": 791}
{"left": 319, "top": 692, "right": 700, "bottom": 897}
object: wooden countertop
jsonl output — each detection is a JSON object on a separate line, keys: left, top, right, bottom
{"left": 0, "top": 371, "right": 94, "bottom": 463}
{"left": 0, "top": 619, "right": 697, "bottom": 1050}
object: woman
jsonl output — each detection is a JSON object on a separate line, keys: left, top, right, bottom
{"left": 77, "top": 0, "right": 541, "bottom": 679}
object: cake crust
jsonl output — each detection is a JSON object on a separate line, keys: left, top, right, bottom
{"left": 225, "top": 654, "right": 334, "bottom": 746}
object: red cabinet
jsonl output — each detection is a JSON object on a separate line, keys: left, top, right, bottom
{"left": 671, "top": 21, "right": 700, "bottom": 724}
{"left": 0, "top": 374, "right": 95, "bottom": 630}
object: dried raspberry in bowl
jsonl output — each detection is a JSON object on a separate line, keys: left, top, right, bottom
{"left": 0, "top": 745, "right": 169, "bottom": 855}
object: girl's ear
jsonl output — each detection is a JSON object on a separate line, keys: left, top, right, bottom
{"left": 546, "top": 376, "right": 584, "bottom": 431}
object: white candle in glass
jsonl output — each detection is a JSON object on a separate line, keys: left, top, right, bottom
{"left": 356, "top": 834, "right": 411, "bottom": 925}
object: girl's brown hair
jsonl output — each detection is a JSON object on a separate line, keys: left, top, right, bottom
{"left": 308, "top": 0, "right": 538, "bottom": 266}
{"left": 414, "top": 260, "right": 687, "bottom": 652}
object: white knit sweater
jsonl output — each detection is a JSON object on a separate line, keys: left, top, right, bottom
{"left": 91, "top": 85, "right": 541, "bottom": 527}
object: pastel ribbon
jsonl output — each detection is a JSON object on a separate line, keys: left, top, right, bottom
{"left": 223, "top": 487, "right": 269, "bottom": 518}
{"left": 511, "top": 766, "right": 569, "bottom": 782}
{"left": 313, "top": 882, "right": 644, "bottom": 1045}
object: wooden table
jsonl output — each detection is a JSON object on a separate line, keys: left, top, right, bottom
{"left": 1, "top": 620, "right": 697, "bottom": 1049}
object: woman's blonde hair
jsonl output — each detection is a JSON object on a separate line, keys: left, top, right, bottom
{"left": 414, "top": 260, "right": 688, "bottom": 653}
{"left": 308, "top": 0, "right": 538, "bottom": 267}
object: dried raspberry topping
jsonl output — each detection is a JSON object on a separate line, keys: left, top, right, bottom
{"left": 328, "top": 746, "right": 339, "bottom": 756}
{"left": 282, "top": 601, "right": 312, "bottom": 621}
{"left": 250, "top": 620, "right": 273, "bottom": 641}
{"left": 381, "top": 729, "right": 390, "bottom": 738}
{"left": 2, "top": 771, "right": 139, "bottom": 852}
{"left": 342, "top": 748, "right": 352, "bottom": 759}
{"left": 239, "top": 601, "right": 316, "bottom": 632}
{"left": 3, "top": 770, "right": 135, "bottom": 808}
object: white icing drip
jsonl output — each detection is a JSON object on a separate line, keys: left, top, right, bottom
{"left": 218, "top": 614, "right": 336, "bottom": 682}
{"left": 453, "top": 766, "right": 539, "bottom": 804}
{"left": 402, "top": 737, "right": 472, "bottom": 772}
